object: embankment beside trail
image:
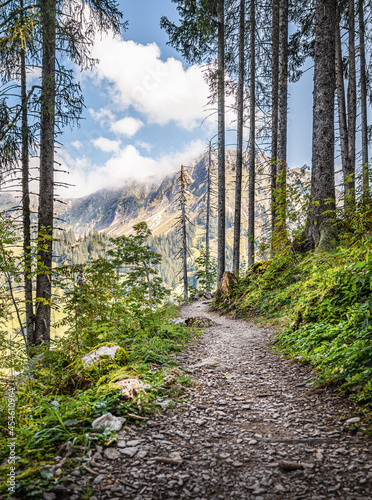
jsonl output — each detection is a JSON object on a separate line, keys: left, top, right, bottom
{"left": 214, "top": 242, "right": 372, "bottom": 413}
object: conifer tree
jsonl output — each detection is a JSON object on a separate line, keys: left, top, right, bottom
{"left": 301, "top": 0, "right": 337, "bottom": 251}
{"left": 232, "top": 0, "right": 245, "bottom": 274}
{"left": 358, "top": 0, "right": 369, "bottom": 199}
{"left": 247, "top": 0, "right": 256, "bottom": 266}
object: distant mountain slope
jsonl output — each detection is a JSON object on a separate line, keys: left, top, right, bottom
{"left": 1, "top": 150, "right": 296, "bottom": 289}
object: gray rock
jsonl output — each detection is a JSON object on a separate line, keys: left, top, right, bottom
{"left": 82, "top": 345, "right": 121, "bottom": 366}
{"left": 42, "top": 494, "right": 56, "bottom": 500}
{"left": 345, "top": 417, "right": 360, "bottom": 425}
{"left": 193, "top": 357, "right": 228, "bottom": 369}
{"left": 91, "top": 412, "right": 125, "bottom": 431}
{"left": 93, "top": 474, "right": 105, "bottom": 485}
{"left": 119, "top": 447, "right": 138, "bottom": 457}
{"left": 126, "top": 439, "right": 142, "bottom": 447}
{"left": 168, "top": 318, "right": 187, "bottom": 326}
{"left": 103, "top": 448, "right": 121, "bottom": 460}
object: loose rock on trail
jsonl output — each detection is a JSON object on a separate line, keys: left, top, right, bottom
{"left": 68, "top": 301, "right": 372, "bottom": 500}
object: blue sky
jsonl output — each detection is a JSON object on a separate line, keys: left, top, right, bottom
{"left": 57, "top": 0, "right": 315, "bottom": 198}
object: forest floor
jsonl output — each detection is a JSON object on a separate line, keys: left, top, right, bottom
{"left": 64, "top": 300, "right": 372, "bottom": 500}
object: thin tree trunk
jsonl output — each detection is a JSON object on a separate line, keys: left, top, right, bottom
{"left": 233, "top": 0, "right": 245, "bottom": 274}
{"left": 35, "top": 0, "right": 56, "bottom": 343}
{"left": 20, "top": 0, "right": 34, "bottom": 347}
{"left": 271, "top": 0, "right": 280, "bottom": 239}
{"left": 248, "top": 0, "right": 255, "bottom": 267}
{"left": 358, "top": 0, "right": 369, "bottom": 199}
{"left": 180, "top": 165, "right": 188, "bottom": 302}
{"left": 276, "top": 0, "right": 288, "bottom": 236}
{"left": 205, "top": 141, "right": 212, "bottom": 280}
{"left": 304, "top": 0, "right": 337, "bottom": 251}
{"left": 143, "top": 261, "right": 153, "bottom": 309}
{"left": 346, "top": 0, "right": 356, "bottom": 205}
{"left": 217, "top": 0, "right": 225, "bottom": 284}
{"left": 335, "top": 4, "right": 349, "bottom": 196}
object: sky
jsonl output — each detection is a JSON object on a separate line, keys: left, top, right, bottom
{"left": 57, "top": 0, "right": 315, "bottom": 199}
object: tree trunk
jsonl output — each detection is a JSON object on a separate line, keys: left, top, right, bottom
{"left": 248, "top": 0, "right": 255, "bottom": 267}
{"left": 180, "top": 165, "right": 188, "bottom": 302}
{"left": 304, "top": 0, "right": 337, "bottom": 251}
{"left": 346, "top": 0, "right": 356, "bottom": 206}
{"left": 276, "top": 0, "right": 288, "bottom": 237}
{"left": 358, "top": 0, "right": 369, "bottom": 200}
{"left": 335, "top": 4, "right": 349, "bottom": 199}
{"left": 217, "top": 0, "right": 225, "bottom": 284}
{"left": 205, "top": 141, "right": 212, "bottom": 280}
{"left": 143, "top": 261, "right": 153, "bottom": 309}
{"left": 271, "top": 0, "right": 280, "bottom": 239}
{"left": 20, "top": 0, "right": 35, "bottom": 347}
{"left": 233, "top": 0, "right": 245, "bottom": 274}
{"left": 35, "top": 0, "right": 56, "bottom": 343}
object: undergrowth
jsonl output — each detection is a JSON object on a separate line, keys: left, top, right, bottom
{"left": 0, "top": 223, "right": 199, "bottom": 499}
{"left": 0, "top": 303, "right": 197, "bottom": 498}
{"left": 217, "top": 230, "right": 372, "bottom": 412}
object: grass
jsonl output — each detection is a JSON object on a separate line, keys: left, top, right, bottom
{"left": 0, "top": 303, "right": 199, "bottom": 499}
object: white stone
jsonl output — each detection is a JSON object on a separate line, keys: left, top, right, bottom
{"left": 344, "top": 417, "right": 361, "bottom": 425}
{"left": 82, "top": 345, "right": 120, "bottom": 366}
{"left": 91, "top": 412, "right": 125, "bottom": 431}
{"left": 168, "top": 318, "right": 187, "bottom": 325}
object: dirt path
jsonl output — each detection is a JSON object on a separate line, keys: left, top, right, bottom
{"left": 72, "top": 301, "right": 372, "bottom": 500}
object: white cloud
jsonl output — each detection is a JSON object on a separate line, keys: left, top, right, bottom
{"left": 110, "top": 116, "right": 144, "bottom": 137}
{"left": 57, "top": 140, "right": 205, "bottom": 198}
{"left": 27, "top": 66, "right": 42, "bottom": 83}
{"left": 90, "top": 37, "right": 211, "bottom": 130}
{"left": 135, "top": 140, "right": 153, "bottom": 152}
{"left": 89, "top": 107, "right": 115, "bottom": 124}
{"left": 92, "top": 137, "right": 121, "bottom": 153}
{"left": 71, "top": 140, "right": 83, "bottom": 150}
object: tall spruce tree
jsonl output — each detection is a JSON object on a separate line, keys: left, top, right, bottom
{"left": 302, "top": 0, "right": 337, "bottom": 251}
{"left": 232, "top": 0, "right": 245, "bottom": 274}
{"left": 358, "top": 0, "right": 369, "bottom": 199}
{"left": 247, "top": 0, "right": 255, "bottom": 266}
{"left": 34, "top": 0, "right": 123, "bottom": 343}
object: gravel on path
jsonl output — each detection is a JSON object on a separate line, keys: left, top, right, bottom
{"left": 67, "top": 300, "right": 372, "bottom": 500}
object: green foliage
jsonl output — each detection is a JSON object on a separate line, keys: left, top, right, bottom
{"left": 222, "top": 228, "right": 372, "bottom": 409}
{"left": 0, "top": 301, "right": 197, "bottom": 496}
{"left": 108, "top": 222, "right": 170, "bottom": 308}
{"left": 195, "top": 245, "right": 217, "bottom": 292}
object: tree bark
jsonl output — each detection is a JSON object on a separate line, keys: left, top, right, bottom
{"left": 233, "top": 0, "right": 245, "bottom": 274}
{"left": 180, "top": 165, "right": 188, "bottom": 302}
{"left": 346, "top": 0, "right": 356, "bottom": 205}
{"left": 276, "top": 0, "right": 288, "bottom": 237}
{"left": 143, "top": 261, "right": 153, "bottom": 309}
{"left": 303, "top": 0, "right": 337, "bottom": 251}
{"left": 20, "top": 0, "right": 35, "bottom": 347}
{"left": 358, "top": 0, "right": 369, "bottom": 200}
{"left": 271, "top": 0, "right": 280, "bottom": 238}
{"left": 35, "top": 0, "right": 56, "bottom": 343}
{"left": 217, "top": 0, "right": 226, "bottom": 284}
{"left": 335, "top": 4, "right": 349, "bottom": 198}
{"left": 205, "top": 140, "right": 212, "bottom": 280}
{"left": 248, "top": 0, "right": 255, "bottom": 267}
